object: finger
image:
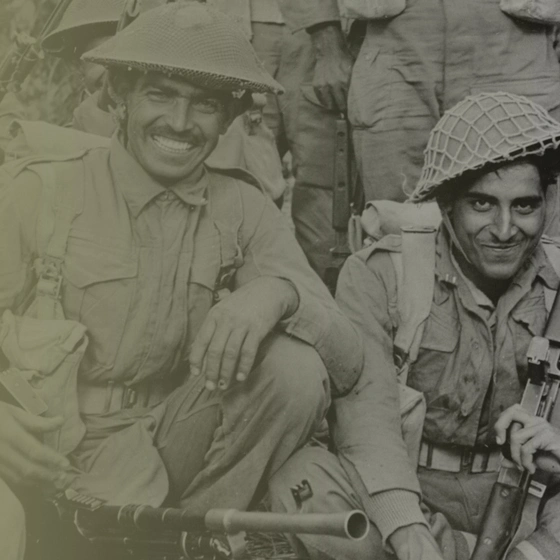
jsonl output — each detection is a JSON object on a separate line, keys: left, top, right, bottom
{"left": 9, "top": 407, "right": 64, "bottom": 434}
{"left": 316, "top": 86, "right": 334, "bottom": 111}
{"left": 520, "top": 439, "right": 538, "bottom": 473}
{"left": 217, "top": 329, "right": 247, "bottom": 391}
{"left": 203, "top": 324, "right": 233, "bottom": 391}
{"left": 189, "top": 317, "right": 217, "bottom": 377}
{"left": 509, "top": 421, "right": 524, "bottom": 466}
{"left": 9, "top": 427, "right": 70, "bottom": 470}
{"left": 495, "top": 405, "right": 530, "bottom": 444}
{"left": 2, "top": 441, "right": 66, "bottom": 487}
{"left": 236, "top": 331, "right": 261, "bottom": 383}
{"left": 333, "top": 84, "right": 348, "bottom": 114}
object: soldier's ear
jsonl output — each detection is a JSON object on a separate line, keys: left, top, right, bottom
{"left": 219, "top": 91, "right": 253, "bottom": 133}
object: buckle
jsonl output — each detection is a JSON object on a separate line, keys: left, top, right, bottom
{"left": 36, "top": 258, "right": 63, "bottom": 300}
{"left": 122, "top": 386, "right": 138, "bottom": 409}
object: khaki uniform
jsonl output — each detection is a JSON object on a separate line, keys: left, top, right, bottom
{"left": 271, "top": 227, "right": 560, "bottom": 560}
{"left": 282, "top": 0, "right": 560, "bottom": 206}
{"left": 0, "top": 136, "right": 363, "bottom": 559}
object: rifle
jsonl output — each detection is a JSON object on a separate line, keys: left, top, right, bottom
{"left": 324, "top": 116, "right": 363, "bottom": 295}
{"left": 0, "top": 0, "right": 73, "bottom": 103}
{"left": 55, "top": 482, "right": 369, "bottom": 559}
{"left": 471, "top": 288, "right": 560, "bottom": 559}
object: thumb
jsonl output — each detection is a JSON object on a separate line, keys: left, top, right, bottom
{"left": 11, "top": 408, "right": 64, "bottom": 434}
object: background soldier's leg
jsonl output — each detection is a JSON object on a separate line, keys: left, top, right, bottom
{"left": 277, "top": 30, "right": 336, "bottom": 279}
{"left": 0, "top": 478, "right": 26, "bottom": 560}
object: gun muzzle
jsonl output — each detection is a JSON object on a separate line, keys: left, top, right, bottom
{"left": 205, "top": 509, "right": 369, "bottom": 541}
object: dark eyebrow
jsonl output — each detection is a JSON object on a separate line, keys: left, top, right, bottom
{"left": 463, "top": 192, "right": 497, "bottom": 203}
{"left": 512, "top": 196, "right": 543, "bottom": 206}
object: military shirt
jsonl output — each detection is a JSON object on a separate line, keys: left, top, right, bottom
{"left": 0, "top": 135, "right": 362, "bottom": 395}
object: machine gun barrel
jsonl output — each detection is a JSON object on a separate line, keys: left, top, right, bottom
{"left": 76, "top": 504, "right": 369, "bottom": 541}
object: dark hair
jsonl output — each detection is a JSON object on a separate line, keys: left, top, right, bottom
{"left": 436, "top": 151, "right": 560, "bottom": 204}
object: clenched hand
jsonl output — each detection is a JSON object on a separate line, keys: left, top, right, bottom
{"left": 0, "top": 403, "right": 71, "bottom": 491}
{"left": 389, "top": 524, "right": 445, "bottom": 560}
{"left": 309, "top": 23, "right": 354, "bottom": 113}
{"left": 495, "top": 404, "right": 560, "bottom": 474}
{"left": 189, "top": 277, "right": 299, "bottom": 391}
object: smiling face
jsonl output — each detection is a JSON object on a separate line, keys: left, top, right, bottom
{"left": 444, "top": 161, "right": 546, "bottom": 290}
{"left": 123, "top": 72, "right": 234, "bottom": 185}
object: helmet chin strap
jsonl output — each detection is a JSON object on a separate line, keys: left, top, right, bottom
{"left": 439, "top": 206, "right": 474, "bottom": 266}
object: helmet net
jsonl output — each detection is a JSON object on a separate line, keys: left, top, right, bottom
{"left": 410, "top": 91, "right": 560, "bottom": 202}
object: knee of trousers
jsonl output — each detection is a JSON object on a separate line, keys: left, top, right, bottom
{"left": 0, "top": 479, "right": 26, "bottom": 560}
{"left": 256, "top": 333, "right": 330, "bottom": 427}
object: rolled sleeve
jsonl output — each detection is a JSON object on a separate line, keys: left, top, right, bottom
{"left": 235, "top": 188, "right": 363, "bottom": 395}
{"left": 277, "top": 0, "right": 340, "bottom": 32}
{"left": 334, "top": 252, "right": 425, "bottom": 537}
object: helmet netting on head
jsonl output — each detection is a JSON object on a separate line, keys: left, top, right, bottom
{"left": 410, "top": 92, "right": 560, "bottom": 203}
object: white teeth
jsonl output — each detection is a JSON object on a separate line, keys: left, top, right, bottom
{"left": 153, "top": 135, "right": 193, "bottom": 153}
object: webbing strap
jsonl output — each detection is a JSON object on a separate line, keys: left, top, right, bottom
{"left": 207, "top": 173, "right": 245, "bottom": 297}
{"left": 542, "top": 236, "right": 560, "bottom": 313}
{"left": 31, "top": 162, "right": 84, "bottom": 319}
{"left": 392, "top": 227, "right": 437, "bottom": 383}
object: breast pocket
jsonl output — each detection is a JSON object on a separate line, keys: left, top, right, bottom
{"left": 62, "top": 235, "right": 138, "bottom": 372}
{"left": 409, "top": 308, "right": 460, "bottom": 395}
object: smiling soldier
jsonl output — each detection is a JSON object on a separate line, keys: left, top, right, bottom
{"left": 269, "top": 92, "right": 560, "bottom": 560}
{"left": 0, "top": 4, "right": 364, "bottom": 559}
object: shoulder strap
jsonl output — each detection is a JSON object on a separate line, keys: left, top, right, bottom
{"left": 207, "top": 172, "right": 245, "bottom": 299}
{"left": 542, "top": 235, "right": 560, "bottom": 313}
{"left": 27, "top": 160, "right": 85, "bottom": 319}
{"left": 392, "top": 227, "right": 437, "bottom": 383}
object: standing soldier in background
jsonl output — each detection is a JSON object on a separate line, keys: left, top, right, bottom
{"left": 217, "top": 0, "right": 355, "bottom": 278}
{"left": 283, "top": 0, "right": 560, "bottom": 232}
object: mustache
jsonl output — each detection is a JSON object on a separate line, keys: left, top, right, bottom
{"left": 150, "top": 128, "right": 201, "bottom": 144}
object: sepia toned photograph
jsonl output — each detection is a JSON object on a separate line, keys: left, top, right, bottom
{"left": 1, "top": 1, "right": 560, "bottom": 559}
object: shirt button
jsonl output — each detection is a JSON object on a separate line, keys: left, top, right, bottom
{"left": 472, "top": 341, "right": 480, "bottom": 350}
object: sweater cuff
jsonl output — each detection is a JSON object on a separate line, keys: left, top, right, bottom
{"left": 364, "top": 490, "right": 428, "bottom": 544}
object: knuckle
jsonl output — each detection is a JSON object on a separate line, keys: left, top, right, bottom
{"left": 223, "top": 348, "right": 239, "bottom": 360}
{"left": 207, "top": 349, "right": 223, "bottom": 361}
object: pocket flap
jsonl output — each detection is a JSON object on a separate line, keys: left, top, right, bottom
{"left": 64, "top": 237, "right": 138, "bottom": 288}
{"left": 420, "top": 312, "right": 460, "bottom": 353}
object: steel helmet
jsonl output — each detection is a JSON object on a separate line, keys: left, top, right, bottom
{"left": 82, "top": 2, "right": 283, "bottom": 95}
{"left": 42, "top": 0, "right": 126, "bottom": 56}
{"left": 410, "top": 91, "right": 560, "bottom": 202}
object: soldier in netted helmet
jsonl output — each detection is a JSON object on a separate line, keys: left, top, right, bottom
{"left": 269, "top": 92, "right": 560, "bottom": 560}
{"left": 0, "top": 4, "right": 364, "bottom": 559}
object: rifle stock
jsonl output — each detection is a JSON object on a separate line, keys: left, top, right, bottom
{"left": 472, "top": 289, "right": 560, "bottom": 559}
{"left": 0, "top": 0, "right": 73, "bottom": 103}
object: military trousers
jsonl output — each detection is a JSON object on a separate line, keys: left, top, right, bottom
{"left": 252, "top": 22, "right": 338, "bottom": 278}
{"left": 269, "top": 447, "right": 560, "bottom": 560}
{"left": 0, "top": 333, "right": 330, "bottom": 560}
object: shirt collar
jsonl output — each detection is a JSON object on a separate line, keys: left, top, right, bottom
{"left": 109, "top": 134, "right": 209, "bottom": 218}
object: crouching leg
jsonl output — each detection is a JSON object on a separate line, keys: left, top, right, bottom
{"left": 158, "top": 333, "right": 331, "bottom": 512}
{"left": 269, "top": 446, "right": 390, "bottom": 560}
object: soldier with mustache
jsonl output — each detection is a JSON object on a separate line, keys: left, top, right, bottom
{"left": 0, "top": 4, "right": 363, "bottom": 559}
